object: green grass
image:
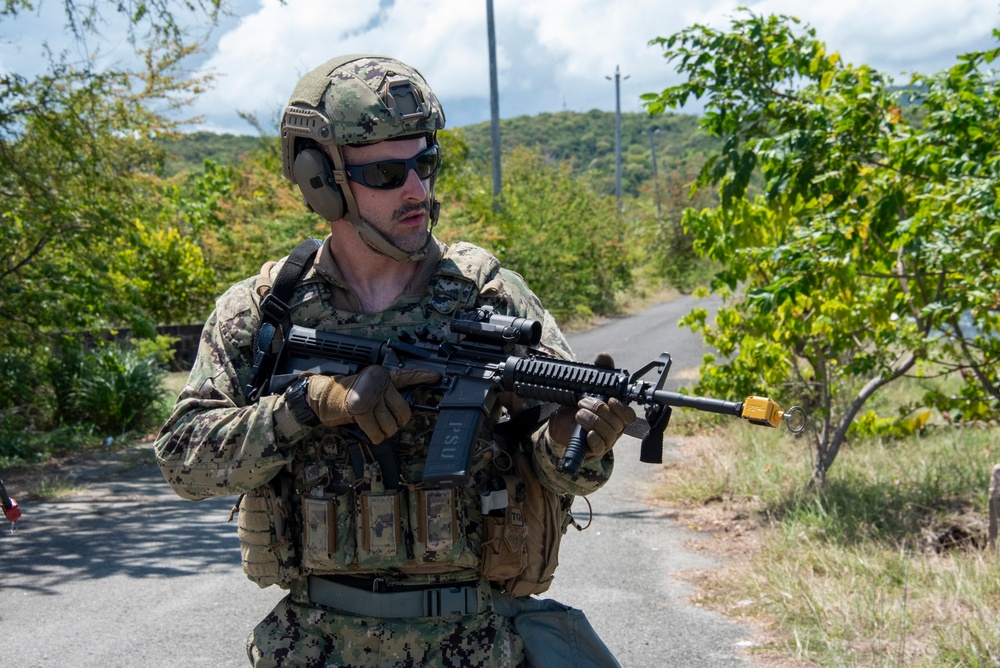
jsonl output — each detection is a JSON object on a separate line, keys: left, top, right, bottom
{"left": 0, "top": 423, "right": 99, "bottom": 469}
{"left": 656, "top": 421, "right": 1000, "bottom": 666}
{"left": 23, "top": 474, "right": 86, "bottom": 502}
{"left": 163, "top": 371, "right": 189, "bottom": 399}
{"left": 0, "top": 369, "right": 187, "bottom": 469}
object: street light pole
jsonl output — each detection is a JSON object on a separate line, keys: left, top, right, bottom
{"left": 647, "top": 127, "right": 661, "bottom": 220}
{"left": 486, "top": 0, "right": 502, "bottom": 210}
{"left": 606, "top": 65, "right": 629, "bottom": 211}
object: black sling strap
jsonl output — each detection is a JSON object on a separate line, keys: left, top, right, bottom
{"left": 244, "top": 237, "right": 323, "bottom": 401}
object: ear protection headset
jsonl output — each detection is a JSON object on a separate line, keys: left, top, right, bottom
{"left": 290, "top": 140, "right": 351, "bottom": 223}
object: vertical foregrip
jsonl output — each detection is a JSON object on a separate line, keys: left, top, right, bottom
{"left": 561, "top": 425, "right": 590, "bottom": 474}
{"left": 502, "top": 356, "right": 629, "bottom": 474}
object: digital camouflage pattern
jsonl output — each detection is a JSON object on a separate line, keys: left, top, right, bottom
{"left": 247, "top": 585, "right": 525, "bottom": 668}
{"left": 281, "top": 55, "right": 445, "bottom": 184}
{"left": 154, "top": 237, "right": 614, "bottom": 667}
{"left": 155, "top": 239, "right": 611, "bottom": 502}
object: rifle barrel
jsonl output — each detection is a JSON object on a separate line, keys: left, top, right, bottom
{"left": 645, "top": 389, "right": 743, "bottom": 417}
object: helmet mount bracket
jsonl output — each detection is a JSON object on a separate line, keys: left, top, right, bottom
{"left": 381, "top": 75, "right": 427, "bottom": 122}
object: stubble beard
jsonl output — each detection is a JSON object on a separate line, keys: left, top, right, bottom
{"left": 362, "top": 201, "right": 431, "bottom": 254}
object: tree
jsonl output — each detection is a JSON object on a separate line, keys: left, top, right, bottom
{"left": 0, "top": 2, "right": 225, "bottom": 436}
{"left": 643, "top": 12, "right": 1000, "bottom": 484}
{"left": 0, "top": 2, "right": 223, "bottom": 343}
{"left": 437, "top": 132, "right": 633, "bottom": 322}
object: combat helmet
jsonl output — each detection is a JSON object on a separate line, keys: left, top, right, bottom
{"left": 281, "top": 55, "right": 446, "bottom": 262}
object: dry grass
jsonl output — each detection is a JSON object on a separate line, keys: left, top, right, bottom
{"left": 652, "top": 425, "right": 1000, "bottom": 667}
{"left": 163, "top": 371, "right": 190, "bottom": 398}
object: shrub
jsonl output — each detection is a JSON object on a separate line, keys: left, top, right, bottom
{"left": 0, "top": 345, "right": 53, "bottom": 429}
{"left": 70, "top": 347, "right": 168, "bottom": 436}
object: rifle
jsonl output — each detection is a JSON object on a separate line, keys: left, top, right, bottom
{"left": 258, "top": 307, "right": 803, "bottom": 486}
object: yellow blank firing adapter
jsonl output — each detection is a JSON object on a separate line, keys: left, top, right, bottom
{"left": 741, "top": 397, "right": 806, "bottom": 432}
{"left": 741, "top": 396, "right": 784, "bottom": 427}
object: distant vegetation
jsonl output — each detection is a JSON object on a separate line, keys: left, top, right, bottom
{"left": 155, "top": 132, "right": 273, "bottom": 177}
{"left": 460, "top": 110, "right": 717, "bottom": 198}
{"left": 157, "top": 109, "right": 719, "bottom": 199}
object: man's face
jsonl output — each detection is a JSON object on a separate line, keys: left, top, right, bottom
{"left": 341, "top": 136, "right": 433, "bottom": 255}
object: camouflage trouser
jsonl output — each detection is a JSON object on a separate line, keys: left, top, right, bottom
{"left": 246, "top": 585, "right": 526, "bottom": 668}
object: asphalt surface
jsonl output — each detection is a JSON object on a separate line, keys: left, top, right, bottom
{"left": 0, "top": 294, "right": 760, "bottom": 667}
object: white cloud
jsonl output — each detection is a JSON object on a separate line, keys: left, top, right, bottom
{"left": 2, "top": 0, "right": 998, "bottom": 133}
{"left": 745, "top": 0, "right": 999, "bottom": 73}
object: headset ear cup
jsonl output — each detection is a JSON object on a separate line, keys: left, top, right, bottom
{"left": 292, "top": 148, "right": 345, "bottom": 221}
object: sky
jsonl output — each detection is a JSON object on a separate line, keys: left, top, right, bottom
{"left": 2, "top": 0, "right": 999, "bottom": 134}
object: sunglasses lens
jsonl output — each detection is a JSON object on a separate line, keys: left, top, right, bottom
{"left": 415, "top": 147, "right": 440, "bottom": 178}
{"left": 360, "top": 162, "right": 406, "bottom": 189}
{"left": 347, "top": 145, "right": 440, "bottom": 189}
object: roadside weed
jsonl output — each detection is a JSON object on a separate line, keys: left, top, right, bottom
{"left": 657, "top": 421, "right": 1000, "bottom": 666}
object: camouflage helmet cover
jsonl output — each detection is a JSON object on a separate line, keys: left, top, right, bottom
{"left": 281, "top": 54, "right": 446, "bottom": 182}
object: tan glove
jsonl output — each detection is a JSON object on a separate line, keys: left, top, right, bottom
{"left": 306, "top": 366, "right": 440, "bottom": 444}
{"left": 548, "top": 352, "right": 637, "bottom": 460}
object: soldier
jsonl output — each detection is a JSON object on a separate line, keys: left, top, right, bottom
{"left": 154, "top": 54, "right": 634, "bottom": 668}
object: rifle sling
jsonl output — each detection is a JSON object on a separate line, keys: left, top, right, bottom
{"left": 245, "top": 238, "right": 323, "bottom": 400}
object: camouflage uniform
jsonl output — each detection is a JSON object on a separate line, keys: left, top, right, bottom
{"left": 154, "top": 236, "right": 614, "bottom": 667}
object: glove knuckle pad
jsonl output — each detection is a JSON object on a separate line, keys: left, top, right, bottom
{"left": 593, "top": 352, "right": 615, "bottom": 369}
{"left": 345, "top": 367, "right": 391, "bottom": 415}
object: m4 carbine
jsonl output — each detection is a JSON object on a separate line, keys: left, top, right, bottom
{"left": 259, "top": 307, "right": 802, "bottom": 486}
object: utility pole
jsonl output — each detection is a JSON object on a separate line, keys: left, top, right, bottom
{"left": 606, "top": 65, "right": 629, "bottom": 211}
{"left": 486, "top": 0, "right": 501, "bottom": 210}
{"left": 647, "top": 127, "right": 661, "bottom": 220}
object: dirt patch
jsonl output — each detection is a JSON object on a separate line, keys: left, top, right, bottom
{"left": 663, "top": 502, "right": 820, "bottom": 667}
{"left": 644, "top": 437, "right": 821, "bottom": 667}
{"left": 647, "top": 435, "right": 769, "bottom": 560}
{"left": 1, "top": 441, "right": 157, "bottom": 501}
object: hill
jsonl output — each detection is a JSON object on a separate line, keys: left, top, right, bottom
{"left": 156, "top": 132, "right": 272, "bottom": 177}
{"left": 459, "top": 110, "right": 716, "bottom": 197}
{"left": 157, "top": 110, "right": 718, "bottom": 198}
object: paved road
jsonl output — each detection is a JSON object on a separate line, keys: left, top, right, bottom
{"left": 0, "top": 294, "right": 758, "bottom": 667}
{"left": 541, "top": 294, "right": 755, "bottom": 666}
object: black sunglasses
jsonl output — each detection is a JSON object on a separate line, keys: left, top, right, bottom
{"left": 344, "top": 144, "right": 441, "bottom": 190}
